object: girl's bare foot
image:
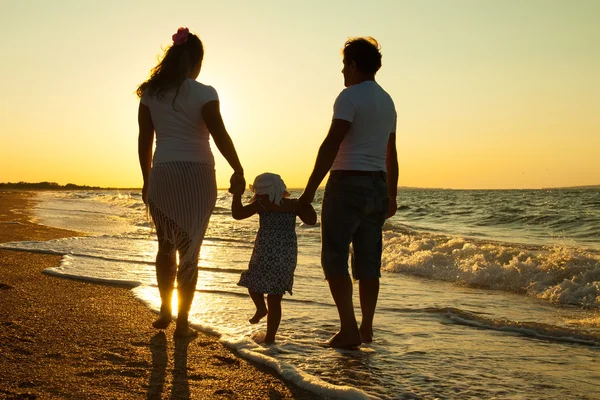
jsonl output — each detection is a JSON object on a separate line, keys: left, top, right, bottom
{"left": 249, "top": 308, "right": 268, "bottom": 324}
{"left": 251, "top": 331, "right": 275, "bottom": 345}
{"left": 251, "top": 331, "right": 266, "bottom": 343}
{"left": 152, "top": 313, "right": 172, "bottom": 329}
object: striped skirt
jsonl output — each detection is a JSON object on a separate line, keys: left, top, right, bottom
{"left": 147, "top": 162, "right": 217, "bottom": 284}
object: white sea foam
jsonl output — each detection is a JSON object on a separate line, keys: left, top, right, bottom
{"left": 382, "top": 231, "right": 600, "bottom": 308}
{"left": 131, "top": 285, "right": 373, "bottom": 399}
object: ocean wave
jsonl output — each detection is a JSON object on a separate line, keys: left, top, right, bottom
{"left": 434, "top": 307, "right": 600, "bottom": 346}
{"left": 381, "top": 231, "right": 600, "bottom": 308}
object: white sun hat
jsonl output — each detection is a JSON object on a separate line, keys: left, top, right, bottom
{"left": 249, "top": 173, "right": 290, "bottom": 205}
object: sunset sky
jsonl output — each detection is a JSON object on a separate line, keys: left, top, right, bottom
{"left": 1, "top": 0, "right": 598, "bottom": 189}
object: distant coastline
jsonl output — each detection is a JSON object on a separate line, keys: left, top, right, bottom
{"left": 541, "top": 184, "right": 600, "bottom": 190}
{"left": 1, "top": 182, "right": 598, "bottom": 191}
{"left": 0, "top": 182, "right": 138, "bottom": 191}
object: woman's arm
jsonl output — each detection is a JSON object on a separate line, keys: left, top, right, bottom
{"left": 297, "top": 201, "right": 317, "bottom": 226}
{"left": 202, "top": 100, "right": 244, "bottom": 174}
{"left": 138, "top": 103, "right": 154, "bottom": 204}
{"left": 232, "top": 194, "right": 258, "bottom": 220}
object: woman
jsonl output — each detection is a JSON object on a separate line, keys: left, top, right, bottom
{"left": 137, "top": 27, "right": 245, "bottom": 337}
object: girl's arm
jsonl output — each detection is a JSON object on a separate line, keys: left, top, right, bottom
{"left": 296, "top": 201, "right": 317, "bottom": 225}
{"left": 232, "top": 193, "right": 259, "bottom": 220}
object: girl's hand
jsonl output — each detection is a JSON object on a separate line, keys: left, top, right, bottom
{"left": 297, "top": 201, "right": 318, "bottom": 226}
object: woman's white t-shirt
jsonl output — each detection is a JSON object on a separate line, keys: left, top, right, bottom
{"left": 331, "top": 81, "right": 397, "bottom": 172}
{"left": 141, "top": 78, "right": 218, "bottom": 166}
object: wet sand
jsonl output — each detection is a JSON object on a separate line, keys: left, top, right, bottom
{"left": 0, "top": 191, "right": 323, "bottom": 399}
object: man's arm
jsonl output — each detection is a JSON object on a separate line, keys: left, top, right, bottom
{"left": 138, "top": 103, "right": 154, "bottom": 204}
{"left": 385, "top": 132, "right": 399, "bottom": 218}
{"left": 299, "top": 119, "right": 352, "bottom": 203}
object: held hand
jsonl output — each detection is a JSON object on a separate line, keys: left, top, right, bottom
{"left": 229, "top": 173, "right": 246, "bottom": 195}
{"left": 298, "top": 189, "right": 316, "bottom": 205}
{"left": 142, "top": 182, "right": 149, "bottom": 205}
{"left": 386, "top": 198, "right": 397, "bottom": 219}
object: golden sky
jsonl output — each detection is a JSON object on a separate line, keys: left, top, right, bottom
{"left": 0, "top": 0, "right": 598, "bottom": 189}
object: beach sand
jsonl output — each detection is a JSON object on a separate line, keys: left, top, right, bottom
{"left": 0, "top": 191, "right": 322, "bottom": 399}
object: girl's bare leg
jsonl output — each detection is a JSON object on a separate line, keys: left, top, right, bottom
{"left": 248, "top": 291, "right": 268, "bottom": 324}
{"left": 265, "top": 294, "right": 283, "bottom": 344}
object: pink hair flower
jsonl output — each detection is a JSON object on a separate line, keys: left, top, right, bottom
{"left": 172, "top": 27, "right": 189, "bottom": 45}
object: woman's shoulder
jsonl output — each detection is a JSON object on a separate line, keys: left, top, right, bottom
{"left": 186, "top": 79, "right": 218, "bottom": 97}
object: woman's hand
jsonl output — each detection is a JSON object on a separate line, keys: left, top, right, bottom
{"left": 142, "top": 182, "right": 149, "bottom": 204}
{"left": 229, "top": 173, "right": 246, "bottom": 195}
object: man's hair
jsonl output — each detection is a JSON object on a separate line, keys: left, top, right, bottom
{"left": 343, "top": 37, "right": 382, "bottom": 74}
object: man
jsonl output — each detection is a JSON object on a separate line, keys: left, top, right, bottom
{"left": 299, "top": 37, "right": 398, "bottom": 349}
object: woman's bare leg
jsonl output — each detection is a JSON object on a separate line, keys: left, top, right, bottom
{"left": 153, "top": 228, "right": 176, "bottom": 329}
{"left": 174, "top": 243, "right": 199, "bottom": 337}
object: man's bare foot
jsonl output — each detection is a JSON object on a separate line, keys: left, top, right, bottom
{"left": 249, "top": 308, "right": 268, "bottom": 324}
{"left": 327, "top": 330, "right": 362, "bottom": 349}
{"left": 152, "top": 314, "right": 172, "bottom": 329}
{"left": 359, "top": 325, "right": 373, "bottom": 343}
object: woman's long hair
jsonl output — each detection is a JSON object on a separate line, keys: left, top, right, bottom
{"left": 137, "top": 32, "right": 204, "bottom": 106}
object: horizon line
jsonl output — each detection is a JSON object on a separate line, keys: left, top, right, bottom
{"left": 2, "top": 182, "right": 600, "bottom": 191}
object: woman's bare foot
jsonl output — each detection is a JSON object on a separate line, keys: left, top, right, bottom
{"left": 327, "top": 330, "right": 362, "bottom": 349}
{"left": 359, "top": 325, "right": 373, "bottom": 343}
{"left": 152, "top": 313, "right": 172, "bottom": 329}
{"left": 174, "top": 326, "right": 198, "bottom": 338}
{"left": 249, "top": 308, "right": 268, "bottom": 324}
{"left": 174, "top": 320, "right": 198, "bottom": 338}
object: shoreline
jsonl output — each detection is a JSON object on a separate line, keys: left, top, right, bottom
{"left": 0, "top": 191, "right": 322, "bottom": 399}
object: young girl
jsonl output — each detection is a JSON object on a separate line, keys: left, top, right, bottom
{"left": 231, "top": 173, "right": 317, "bottom": 344}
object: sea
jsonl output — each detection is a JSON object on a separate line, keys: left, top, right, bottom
{"left": 1, "top": 188, "right": 599, "bottom": 399}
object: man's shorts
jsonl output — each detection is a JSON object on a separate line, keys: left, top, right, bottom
{"left": 321, "top": 171, "right": 389, "bottom": 280}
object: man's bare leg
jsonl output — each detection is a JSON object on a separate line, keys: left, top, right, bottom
{"left": 358, "top": 278, "right": 379, "bottom": 342}
{"left": 327, "top": 274, "right": 362, "bottom": 349}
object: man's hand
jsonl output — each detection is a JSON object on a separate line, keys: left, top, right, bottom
{"left": 386, "top": 197, "right": 397, "bottom": 219}
{"left": 299, "top": 188, "right": 316, "bottom": 204}
{"left": 142, "top": 182, "right": 149, "bottom": 205}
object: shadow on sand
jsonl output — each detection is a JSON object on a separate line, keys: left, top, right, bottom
{"left": 147, "top": 331, "right": 194, "bottom": 400}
